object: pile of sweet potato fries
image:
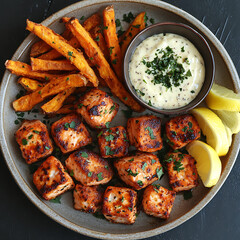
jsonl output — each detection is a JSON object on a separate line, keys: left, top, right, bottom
{"left": 5, "top": 6, "right": 146, "bottom": 114}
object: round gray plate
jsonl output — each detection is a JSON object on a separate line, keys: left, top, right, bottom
{"left": 0, "top": 0, "right": 239, "bottom": 239}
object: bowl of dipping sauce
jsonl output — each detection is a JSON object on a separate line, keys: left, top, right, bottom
{"left": 123, "top": 22, "right": 215, "bottom": 115}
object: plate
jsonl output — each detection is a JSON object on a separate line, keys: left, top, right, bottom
{"left": 0, "top": 0, "right": 239, "bottom": 239}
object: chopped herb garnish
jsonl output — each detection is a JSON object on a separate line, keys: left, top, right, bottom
{"left": 112, "top": 59, "right": 117, "bottom": 64}
{"left": 122, "top": 12, "right": 134, "bottom": 23}
{"left": 151, "top": 159, "right": 156, "bottom": 164}
{"left": 191, "top": 90, "right": 195, "bottom": 94}
{"left": 115, "top": 19, "right": 121, "bottom": 27}
{"left": 45, "top": 146, "right": 50, "bottom": 150}
{"left": 14, "top": 119, "right": 19, "bottom": 125}
{"left": 188, "top": 122, "right": 193, "bottom": 128}
{"left": 68, "top": 51, "right": 73, "bottom": 57}
{"left": 105, "top": 122, "right": 110, "bottom": 128}
{"left": 94, "top": 36, "right": 100, "bottom": 42}
{"left": 66, "top": 77, "right": 69, "bottom": 81}
{"left": 49, "top": 196, "right": 61, "bottom": 204}
{"left": 135, "top": 88, "right": 145, "bottom": 96}
{"left": 128, "top": 207, "right": 133, "bottom": 211}
{"left": 137, "top": 180, "right": 143, "bottom": 186}
{"left": 150, "top": 18, "right": 155, "bottom": 24}
{"left": 145, "top": 127, "right": 155, "bottom": 139}
{"left": 142, "top": 162, "right": 147, "bottom": 171}
{"left": 173, "top": 160, "right": 184, "bottom": 172}
{"left": 81, "top": 152, "right": 88, "bottom": 158}
{"left": 156, "top": 167, "right": 164, "bottom": 179}
{"left": 183, "top": 190, "right": 193, "bottom": 200}
{"left": 97, "top": 131, "right": 103, "bottom": 137}
{"left": 78, "top": 103, "right": 83, "bottom": 109}
{"left": 129, "top": 158, "right": 134, "bottom": 162}
{"left": 148, "top": 100, "right": 152, "bottom": 106}
{"left": 70, "top": 121, "right": 76, "bottom": 129}
{"left": 133, "top": 24, "right": 140, "bottom": 28}
{"left": 97, "top": 172, "right": 103, "bottom": 181}
{"left": 22, "top": 139, "right": 28, "bottom": 145}
{"left": 103, "top": 26, "right": 108, "bottom": 30}
{"left": 143, "top": 79, "right": 147, "bottom": 84}
{"left": 70, "top": 170, "right": 74, "bottom": 177}
{"left": 109, "top": 46, "right": 114, "bottom": 55}
{"left": 33, "top": 130, "right": 39, "bottom": 134}
{"left": 105, "top": 134, "right": 114, "bottom": 141}
{"left": 88, "top": 172, "right": 92, "bottom": 177}
{"left": 89, "top": 57, "right": 94, "bottom": 60}
{"left": 64, "top": 123, "right": 70, "bottom": 129}
{"left": 28, "top": 134, "right": 33, "bottom": 139}
{"left": 45, "top": 76, "right": 49, "bottom": 81}
{"left": 181, "top": 46, "right": 185, "bottom": 52}
{"left": 104, "top": 165, "right": 109, "bottom": 169}
{"left": 121, "top": 196, "right": 124, "bottom": 202}
{"left": 126, "top": 169, "right": 138, "bottom": 177}
{"left": 80, "top": 16, "right": 85, "bottom": 20}
{"left": 182, "top": 126, "right": 188, "bottom": 132}
{"left": 109, "top": 104, "right": 116, "bottom": 113}
{"left": 142, "top": 46, "right": 192, "bottom": 89}
{"left": 105, "top": 146, "right": 114, "bottom": 155}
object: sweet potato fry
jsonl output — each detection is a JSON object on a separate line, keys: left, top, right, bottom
{"left": 55, "top": 104, "right": 75, "bottom": 114}
{"left": 103, "top": 6, "right": 122, "bottom": 79}
{"left": 91, "top": 26, "right": 109, "bottom": 60}
{"left": 41, "top": 87, "right": 76, "bottom": 114}
{"left": 38, "top": 37, "right": 80, "bottom": 60}
{"left": 13, "top": 74, "right": 87, "bottom": 111}
{"left": 5, "top": 60, "right": 59, "bottom": 81}
{"left": 31, "top": 58, "right": 77, "bottom": 71}
{"left": 38, "top": 14, "right": 100, "bottom": 61}
{"left": 66, "top": 18, "right": 143, "bottom": 112}
{"left": 30, "top": 29, "right": 72, "bottom": 58}
{"left": 26, "top": 20, "right": 98, "bottom": 87}
{"left": 18, "top": 77, "right": 45, "bottom": 92}
{"left": 83, "top": 13, "right": 101, "bottom": 32}
{"left": 64, "top": 95, "right": 77, "bottom": 104}
{"left": 30, "top": 41, "right": 51, "bottom": 58}
{"left": 120, "top": 12, "right": 146, "bottom": 56}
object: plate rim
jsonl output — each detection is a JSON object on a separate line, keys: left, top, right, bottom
{"left": 0, "top": 0, "right": 240, "bottom": 239}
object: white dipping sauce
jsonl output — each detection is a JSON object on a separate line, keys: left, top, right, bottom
{"left": 129, "top": 33, "right": 205, "bottom": 109}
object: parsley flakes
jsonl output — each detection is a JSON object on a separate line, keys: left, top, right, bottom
{"left": 145, "top": 127, "right": 155, "bottom": 139}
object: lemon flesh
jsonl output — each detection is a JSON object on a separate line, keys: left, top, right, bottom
{"left": 186, "top": 140, "right": 222, "bottom": 187}
{"left": 191, "top": 107, "right": 229, "bottom": 156}
{"left": 206, "top": 83, "right": 240, "bottom": 111}
{"left": 214, "top": 110, "right": 240, "bottom": 134}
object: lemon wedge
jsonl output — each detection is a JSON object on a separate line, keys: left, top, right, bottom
{"left": 214, "top": 110, "right": 240, "bottom": 134}
{"left": 191, "top": 107, "right": 229, "bottom": 156}
{"left": 224, "top": 125, "right": 232, "bottom": 147}
{"left": 186, "top": 140, "right": 222, "bottom": 187}
{"left": 206, "top": 83, "right": 240, "bottom": 111}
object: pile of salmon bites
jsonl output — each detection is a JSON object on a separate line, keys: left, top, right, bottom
{"left": 15, "top": 88, "right": 201, "bottom": 225}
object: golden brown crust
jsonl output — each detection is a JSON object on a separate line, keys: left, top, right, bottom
{"left": 142, "top": 185, "right": 176, "bottom": 219}
{"left": 165, "top": 152, "right": 198, "bottom": 192}
{"left": 165, "top": 114, "right": 201, "bottom": 149}
{"left": 98, "top": 126, "right": 129, "bottom": 158}
{"left": 76, "top": 88, "right": 119, "bottom": 129}
{"left": 15, "top": 120, "right": 53, "bottom": 164}
{"left": 114, "top": 152, "right": 162, "bottom": 190}
{"left": 51, "top": 114, "right": 92, "bottom": 153}
{"left": 127, "top": 115, "right": 163, "bottom": 152}
{"left": 65, "top": 149, "right": 113, "bottom": 186}
{"left": 33, "top": 156, "right": 75, "bottom": 200}
{"left": 73, "top": 184, "right": 104, "bottom": 213}
{"left": 102, "top": 186, "right": 137, "bottom": 224}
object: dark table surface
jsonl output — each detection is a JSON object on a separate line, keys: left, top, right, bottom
{"left": 1, "top": 0, "right": 240, "bottom": 239}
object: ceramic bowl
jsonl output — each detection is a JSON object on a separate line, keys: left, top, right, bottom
{"left": 123, "top": 22, "right": 215, "bottom": 115}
